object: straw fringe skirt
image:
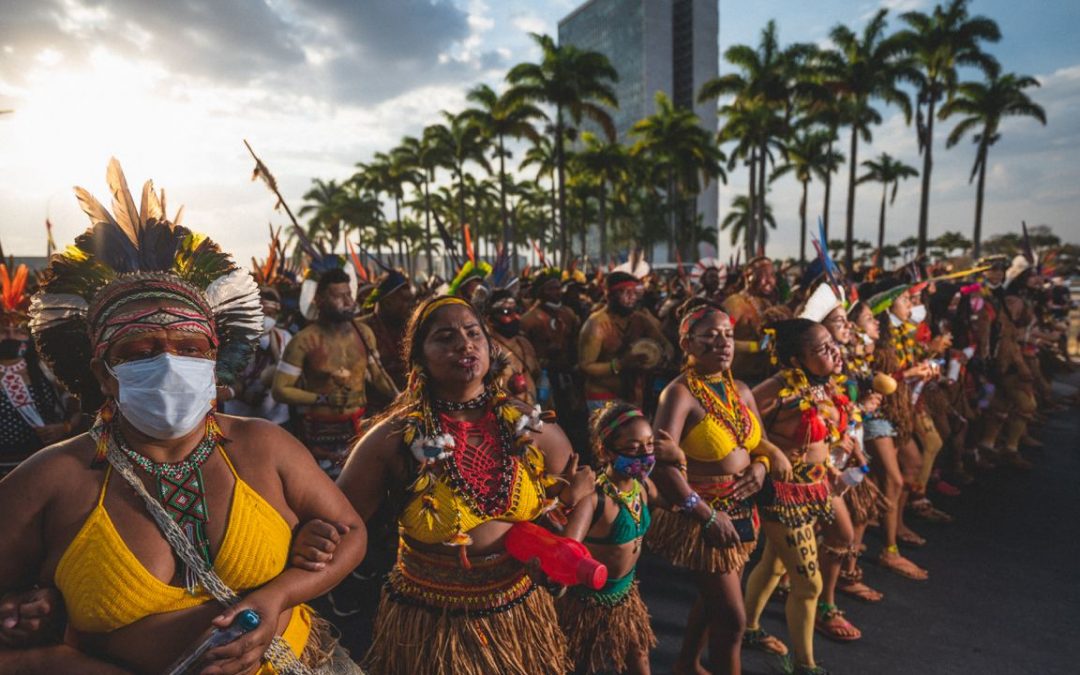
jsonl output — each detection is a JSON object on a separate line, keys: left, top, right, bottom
{"left": 555, "top": 580, "right": 656, "bottom": 674}
{"left": 645, "top": 507, "right": 757, "bottom": 573}
{"left": 843, "top": 476, "right": 889, "bottom": 525}
{"left": 363, "top": 543, "right": 570, "bottom": 675}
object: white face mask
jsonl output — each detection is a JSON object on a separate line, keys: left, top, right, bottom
{"left": 909, "top": 304, "right": 927, "bottom": 324}
{"left": 262, "top": 315, "right": 277, "bottom": 333}
{"left": 109, "top": 353, "right": 216, "bottom": 439}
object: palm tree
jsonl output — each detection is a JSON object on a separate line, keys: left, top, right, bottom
{"left": 856, "top": 153, "right": 919, "bottom": 253}
{"left": 721, "top": 194, "right": 776, "bottom": 250}
{"left": 506, "top": 33, "right": 618, "bottom": 266}
{"left": 520, "top": 136, "right": 560, "bottom": 259}
{"left": 940, "top": 71, "right": 1046, "bottom": 256}
{"left": 771, "top": 128, "right": 840, "bottom": 262}
{"left": 428, "top": 111, "right": 491, "bottom": 234}
{"left": 822, "top": 8, "right": 914, "bottom": 271}
{"left": 895, "top": 0, "right": 1001, "bottom": 255}
{"left": 932, "top": 231, "right": 973, "bottom": 257}
{"left": 396, "top": 129, "right": 451, "bottom": 276}
{"left": 298, "top": 178, "right": 347, "bottom": 251}
{"left": 461, "top": 84, "right": 545, "bottom": 270}
{"left": 575, "top": 132, "right": 632, "bottom": 262}
{"left": 700, "top": 20, "right": 813, "bottom": 257}
{"left": 630, "top": 92, "right": 725, "bottom": 260}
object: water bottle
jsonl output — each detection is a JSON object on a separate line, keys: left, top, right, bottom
{"left": 505, "top": 521, "right": 608, "bottom": 590}
{"left": 164, "top": 609, "right": 261, "bottom": 675}
{"left": 838, "top": 465, "right": 870, "bottom": 489}
{"left": 537, "top": 369, "right": 551, "bottom": 406}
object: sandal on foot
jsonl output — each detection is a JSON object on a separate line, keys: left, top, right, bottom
{"left": 742, "top": 628, "right": 789, "bottom": 656}
{"left": 909, "top": 499, "right": 953, "bottom": 524}
{"left": 816, "top": 603, "right": 862, "bottom": 641}
{"left": 897, "top": 529, "right": 927, "bottom": 547}
{"left": 878, "top": 552, "right": 928, "bottom": 580}
{"left": 837, "top": 576, "right": 884, "bottom": 603}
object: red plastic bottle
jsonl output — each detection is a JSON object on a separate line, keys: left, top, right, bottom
{"left": 505, "top": 521, "right": 608, "bottom": 590}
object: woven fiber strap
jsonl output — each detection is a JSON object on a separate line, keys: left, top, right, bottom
{"left": 106, "top": 445, "right": 314, "bottom": 675}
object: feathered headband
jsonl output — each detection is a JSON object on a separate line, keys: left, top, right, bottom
{"left": 29, "top": 158, "right": 262, "bottom": 410}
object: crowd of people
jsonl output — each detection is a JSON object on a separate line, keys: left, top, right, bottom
{"left": 0, "top": 160, "right": 1074, "bottom": 674}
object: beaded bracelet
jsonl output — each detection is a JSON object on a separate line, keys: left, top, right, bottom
{"left": 701, "top": 507, "right": 719, "bottom": 532}
{"left": 681, "top": 491, "right": 702, "bottom": 512}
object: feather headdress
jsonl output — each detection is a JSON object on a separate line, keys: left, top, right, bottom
{"left": 29, "top": 158, "right": 262, "bottom": 410}
{"left": 0, "top": 263, "right": 30, "bottom": 322}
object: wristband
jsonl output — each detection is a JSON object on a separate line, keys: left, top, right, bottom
{"left": 681, "top": 491, "right": 702, "bottom": 512}
{"left": 315, "top": 393, "right": 330, "bottom": 406}
{"left": 702, "top": 507, "right": 718, "bottom": 531}
{"left": 752, "top": 455, "right": 771, "bottom": 473}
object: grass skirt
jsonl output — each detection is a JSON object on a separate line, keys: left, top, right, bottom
{"left": 646, "top": 476, "right": 758, "bottom": 573}
{"left": 843, "top": 476, "right": 889, "bottom": 525}
{"left": 363, "top": 541, "right": 570, "bottom": 675}
{"left": 555, "top": 574, "right": 656, "bottom": 674}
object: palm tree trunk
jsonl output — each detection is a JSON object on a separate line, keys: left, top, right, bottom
{"left": 799, "top": 179, "right": 808, "bottom": 263}
{"left": 757, "top": 142, "right": 768, "bottom": 255}
{"left": 746, "top": 148, "right": 757, "bottom": 259}
{"left": 555, "top": 107, "right": 568, "bottom": 267}
{"left": 823, "top": 135, "right": 834, "bottom": 239}
{"left": 845, "top": 125, "right": 858, "bottom": 273}
{"left": 423, "top": 172, "right": 434, "bottom": 278}
{"left": 394, "top": 196, "right": 404, "bottom": 271}
{"left": 877, "top": 182, "right": 887, "bottom": 253}
{"left": 498, "top": 135, "right": 514, "bottom": 272}
{"left": 917, "top": 95, "right": 937, "bottom": 256}
{"left": 972, "top": 146, "right": 988, "bottom": 258}
{"left": 599, "top": 182, "right": 608, "bottom": 264}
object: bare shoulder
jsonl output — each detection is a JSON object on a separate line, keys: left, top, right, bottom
{"left": 659, "top": 373, "right": 691, "bottom": 402}
{"left": 749, "top": 375, "right": 781, "bottom": 399}
{"left": 0, "top": 433, "right": 99, "bottom": 504}
{"left": 354, "top": 414, "right": 407, "bottom": 457}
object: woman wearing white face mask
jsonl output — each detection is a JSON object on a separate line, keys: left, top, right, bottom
{"left": 0, "top": 160, "right": 366, "bottom": 674}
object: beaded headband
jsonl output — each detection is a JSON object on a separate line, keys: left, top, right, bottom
{"left": 599, "top": 408, "right": 645, "bottom": 442}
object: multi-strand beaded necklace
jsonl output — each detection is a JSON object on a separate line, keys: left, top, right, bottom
{"left": 684, "top": 368, "right": 755, "bottom": 446}
{"left": 93, "top": 406, "right": 221, "bottom": 593}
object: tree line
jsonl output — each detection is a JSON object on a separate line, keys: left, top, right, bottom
{"left": 297, "top": 0, "right": 1046, "bottom": 277}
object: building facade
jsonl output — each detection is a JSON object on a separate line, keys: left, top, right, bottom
{"left": 559, "top": 0, "right": 719, "bottom": 261}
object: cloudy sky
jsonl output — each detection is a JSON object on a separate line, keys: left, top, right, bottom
{"left": 1, "top": 0, "right": 1078, "bottom": 265}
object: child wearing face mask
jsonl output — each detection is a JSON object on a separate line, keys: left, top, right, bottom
{"left": 554, "top": 401, "right": 664, "bottom": 675}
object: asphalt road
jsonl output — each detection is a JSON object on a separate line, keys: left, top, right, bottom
{"left": 317, "top": 372, "right": 1080, "bottom": 675}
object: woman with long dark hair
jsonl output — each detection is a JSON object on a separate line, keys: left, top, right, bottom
{"left": 338, "top": 296, "right": 593, "bottom": 675}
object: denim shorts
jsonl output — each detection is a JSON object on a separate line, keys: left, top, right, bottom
{"left": 863, "top": 415, "right": 897, "bottom": 440}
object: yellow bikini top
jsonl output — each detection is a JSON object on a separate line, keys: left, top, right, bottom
{"left": 54, "top": 449, "right": 293, "bottom": 634}
{"left": 681, "top": 371, "right": 762, "bottom": 463}
{"left": 400, "top": 412, "right": 548, "bottom": 545}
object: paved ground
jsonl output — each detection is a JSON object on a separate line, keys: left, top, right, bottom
{"left": 318, "top": 372, "right": 1080, "bottom": 674}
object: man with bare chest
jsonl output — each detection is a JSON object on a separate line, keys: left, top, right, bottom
{"left": 273, "top": 268, "right": 396, "bottom": 475}
{"left": 521, "top": 269, "right": 581, "bottom": 411}
{"left": 578, "top": 271, "right": 673, "bottom": 411}
{"left": 724, "top": 257, "right": 785, "bottom": 385}
{"left": 486, "top": 289, "right": 540, "bottom": 404}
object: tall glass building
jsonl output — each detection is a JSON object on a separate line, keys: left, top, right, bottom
{"left": 558, "top": 0, "right": 719, "bottom": 260}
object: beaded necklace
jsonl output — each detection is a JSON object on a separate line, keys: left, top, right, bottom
{"left": 598, "top": 472, "right": 645, "bottom": 552}
{"left": 685, "top": 368, "right": 754, "bottom": 446}
{"left": 113, "top": 413, "right": 221, "bottom": 592}
{"left": 777, "top": 368, "right": 849, "bottom": 446}
{"left": 432, "top": 388, "right": 492, "bottom": 412}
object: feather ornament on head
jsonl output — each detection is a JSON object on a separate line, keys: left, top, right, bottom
{"left": 0, "top": 263, "right": 30, "bottom": 324}
{"left": 29, "top": 158, "right": 262, "bottom": 410}
{"left": 797, "top": 280, "right": 846, "bottom": 323}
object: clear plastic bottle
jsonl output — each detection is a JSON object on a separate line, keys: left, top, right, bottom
{"left": 839, "top": 464, "right": 871, "bottom": 489}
